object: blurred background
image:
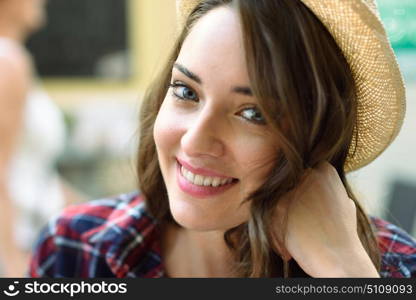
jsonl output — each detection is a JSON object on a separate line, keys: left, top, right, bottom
{"left": 0, "top": 0, "right": 414, "bottom": 276}
{"left": 0, "top": 0, "right": 177, "bottom": 276}
{"left": 26, "top": 0, "right": 177, "bottom": 198}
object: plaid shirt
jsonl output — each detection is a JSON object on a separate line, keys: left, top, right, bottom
{"left": 29, "top": 192, "right": 416, "bottom": 278}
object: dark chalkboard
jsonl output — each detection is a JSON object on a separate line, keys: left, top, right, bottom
{"left": 27, "top": 0, "right": 130, "bottom": 79}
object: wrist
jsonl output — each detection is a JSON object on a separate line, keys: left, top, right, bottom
{"left": 323, "top": 246, "right": 380, "bottom": 278}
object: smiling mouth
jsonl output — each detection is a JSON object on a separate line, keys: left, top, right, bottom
{"left": 177, "top": 161, "right": 239, "bottom": 188}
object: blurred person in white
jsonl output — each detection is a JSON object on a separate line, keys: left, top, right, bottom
{"left": 0, "top": 0, "right": 83, "bottom": 277}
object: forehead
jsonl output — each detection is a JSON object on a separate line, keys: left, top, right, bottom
{"left": 176, "top": 6, "right": 249, "bottom": 84}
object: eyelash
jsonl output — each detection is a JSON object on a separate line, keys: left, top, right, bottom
{"left": 169, "top": 82, "right": 199, "bottom": 102}
{"left": 168, "top": 81, "right": 267, "bottom": 125}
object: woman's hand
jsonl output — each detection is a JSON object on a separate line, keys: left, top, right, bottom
{"left": 271, "top": 162, "right": 379, "bottom": 277}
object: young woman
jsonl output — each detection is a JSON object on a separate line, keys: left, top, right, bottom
{"left": 30, "top": 0, "right": 416, "bottom": 277}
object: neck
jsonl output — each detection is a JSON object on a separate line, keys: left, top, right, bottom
{"left": 162, "top": 223, "right": 237, "bottom": 277}
{"left": 0, "top": 20, "right": 28, "bottom": 43}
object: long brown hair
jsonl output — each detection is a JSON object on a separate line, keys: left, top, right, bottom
{"left": 137, "top": 0, "right": 381, "bottom": 277}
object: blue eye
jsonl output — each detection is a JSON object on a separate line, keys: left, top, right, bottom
{"left": 169, "top": 82, "right": 198, "bottom": 101}
{"left": 240, "top": 107, "right": 266, "bottom": 125}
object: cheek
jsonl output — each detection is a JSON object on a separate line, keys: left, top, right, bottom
{"left": 234, "top": 136, "right": 278, "bottom": 188}
{"left": 153, "top": 101, "right": 183, "bottom": 159}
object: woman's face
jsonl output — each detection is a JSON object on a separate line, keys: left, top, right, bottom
{"left": 153, "top": 6, "right": 279, "bottom": 231}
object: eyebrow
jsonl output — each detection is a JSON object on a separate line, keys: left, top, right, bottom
{"left": 174, "top": 63, "right": 202, "bottom": 84}
{"left": 173, "top": 62, "right": 253, "bottom": 96}
{"left": 232, "top": 86, "right": 253, "bottom": 96}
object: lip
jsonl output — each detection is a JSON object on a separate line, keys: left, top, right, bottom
{"left": 176, "top": 157, "right": 236, "bottom": 179}
{"left": 176, "top": 160, "right": 238, "bottom": 198}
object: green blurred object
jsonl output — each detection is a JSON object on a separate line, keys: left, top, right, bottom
{"left": 378, "top": 0, "right": 416, "bottom": 50}
{"left": 378, "top": 0, "right": 416, "bottom": 81}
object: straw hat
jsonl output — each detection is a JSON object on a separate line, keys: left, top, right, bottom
{"left": 176, "top": 0, "right": 406, "bottom": 172}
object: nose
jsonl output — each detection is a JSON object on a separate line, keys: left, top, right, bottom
{"left": 180, "top": 108, "right": 226, "bottom": 158}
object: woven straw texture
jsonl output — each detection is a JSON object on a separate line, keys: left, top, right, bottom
{"left": 176, "top": 0, "right": 406, "bottom": 172}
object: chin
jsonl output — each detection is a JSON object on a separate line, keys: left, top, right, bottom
{"left": 170, "top": 210, "right": 222, "bottom": 231}
{"left": 169, "top": 203, "right": 246, "bottom": 232}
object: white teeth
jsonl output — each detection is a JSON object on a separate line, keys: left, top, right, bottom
{"left": 180, "top": 165, "right": 234, "bottom": 187}
{"left": 203, "top": 177, "right": 213, "bottom": 186}
{"left": 211, "top": 177, "right": 221, "bottom": 187}
{"left": 182, "top": 167, "right": 194, "bottom": 182}
{"left": 194, "top": 175, "right": 204, "bottom": 185}
{"left": 220, "top": 178, "right": 230, "bottom": 185}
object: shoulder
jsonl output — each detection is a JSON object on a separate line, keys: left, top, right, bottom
{"left": 29, "top": 192, "right": 163, "bottom": 278}
{"left": 370, "top": 216, "right": 416, "bottom": 278}
{"left": 48, "top": 191, "right": 152, "bottom": 237}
